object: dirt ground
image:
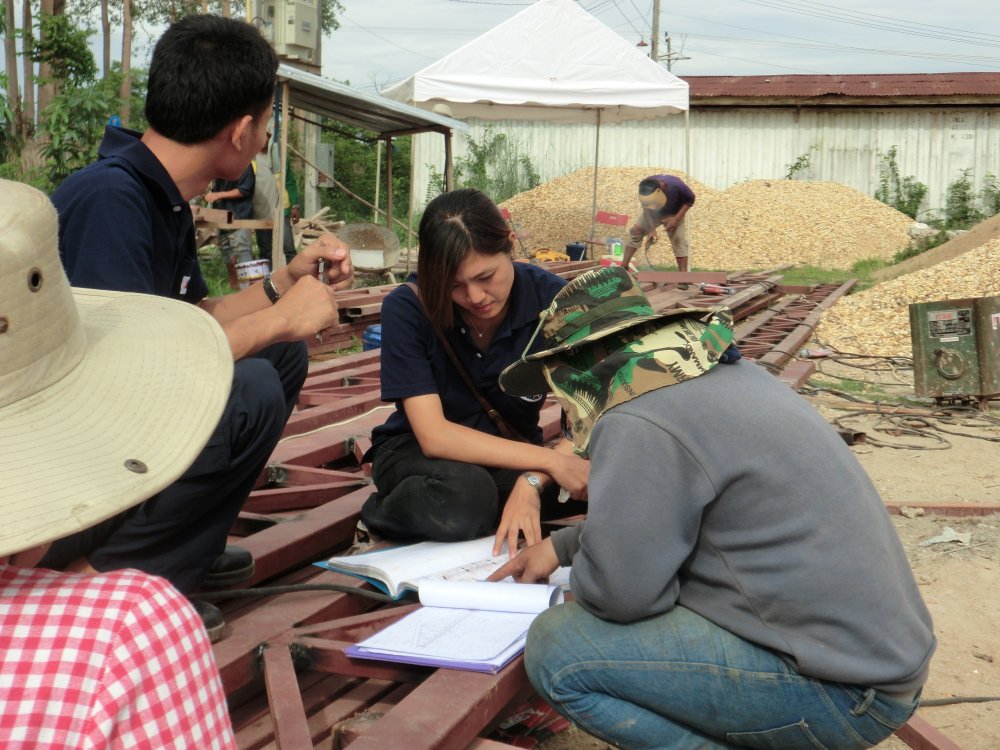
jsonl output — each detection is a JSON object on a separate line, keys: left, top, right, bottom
{"left": 535, "top": 358, "right": 1000, "bottom": 750}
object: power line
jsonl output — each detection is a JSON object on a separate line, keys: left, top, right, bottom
{"left": 740, "top": 0, "right": 1000, "bottom": 49}
{"left": 681, "top": 44, "right": 824, "bottom": 74}
{"left": 686, "top": 32, "right": 1000, "bottom": 69}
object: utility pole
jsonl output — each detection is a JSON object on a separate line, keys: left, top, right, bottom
{"left": 662, "top": 31, "right": 691, "bottom": 71}
{"left": 651, "top": 0, "right": 660, "bottom": 62}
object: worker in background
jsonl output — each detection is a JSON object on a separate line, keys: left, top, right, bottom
{"left": 205, "top": 162, "right": 255, "bottom": 267}
{"left": 491, "top": 265, "right": 934, "bottom": 749}
{"left": 46, "top": 14, "right": 353, "bottom": 641}
{"left": 1, "top": 178, "right": 236, "bottom": 747}
{"left": 622, "top": 174, "right": 695, "bottom": 273}
{"left": 255, "top": 124, "right": 300, "bottom": 265}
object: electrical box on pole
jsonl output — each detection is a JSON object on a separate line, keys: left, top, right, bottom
{"left": 256, "top": 0, "right": 319, "bottom": 65}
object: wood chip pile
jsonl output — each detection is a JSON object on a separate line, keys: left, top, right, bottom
{"left": 816, "top": 237, "right": 1000, "bottom": 356}
{"left": 499, "top": 167, "right": 912, "bottom": 271}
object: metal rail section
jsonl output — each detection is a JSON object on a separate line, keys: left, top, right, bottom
{"left": 212, "top": 268, "right": 966, "bottom": 750}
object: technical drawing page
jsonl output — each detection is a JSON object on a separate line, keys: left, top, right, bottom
{"left": 418, "top": 579, "right": 562, "bottom": 613}
{"left": 358, "top": 607, "right": 535, "bottom": 662}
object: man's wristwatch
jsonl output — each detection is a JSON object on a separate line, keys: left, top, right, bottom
{"left": 522, "top": 472, "right": 544, "bottom": 494}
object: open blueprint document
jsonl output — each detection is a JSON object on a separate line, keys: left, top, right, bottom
{"left": 317, "top": 535, "right": 569, "bottom": 599}
{"left": 345, "top": 578, "right": 563, "bottom": 673}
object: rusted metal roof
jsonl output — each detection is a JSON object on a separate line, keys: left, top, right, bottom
{"left": 685, "top": 72, "right": 1000, "bottom": 100}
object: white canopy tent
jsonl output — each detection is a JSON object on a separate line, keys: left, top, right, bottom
{"left": 381, "top": 0, "right": 690, "bottom": 235}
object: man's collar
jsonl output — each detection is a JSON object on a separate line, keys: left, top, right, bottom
{"left": 98, "top": 126, "right": 185, "bottom": 207}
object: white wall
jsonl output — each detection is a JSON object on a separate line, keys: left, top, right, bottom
{"left": 412, "top": 106, "right": 1000, "bottom": 222}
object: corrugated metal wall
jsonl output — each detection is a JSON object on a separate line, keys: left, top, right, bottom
{"left": 410, "top": 106, "right": 1000, "bottom": 222}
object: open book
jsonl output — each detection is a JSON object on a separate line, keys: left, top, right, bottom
{"left": 318, "top": 535, "right": 566, "bottom": 599}
{"left": 345, "top": 578, "right": 563, "bottom": 673}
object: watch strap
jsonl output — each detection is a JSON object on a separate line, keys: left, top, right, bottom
{"left": 262, "top": 273, "right": 281, "bottom": 304}
{"left": 522, "top": 472, "right": 544, "bottom": 494}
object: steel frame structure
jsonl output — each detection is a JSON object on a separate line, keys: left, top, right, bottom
{"left": 209, "top": 266, "right": 970, "bottom": 749}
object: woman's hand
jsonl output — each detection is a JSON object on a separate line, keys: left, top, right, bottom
{"left": 493, "top": 480, "right": 542, "bottom": 558}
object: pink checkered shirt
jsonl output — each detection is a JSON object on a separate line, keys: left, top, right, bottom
{"left": 0, "top": 565, "right": 236, "bottom": 749}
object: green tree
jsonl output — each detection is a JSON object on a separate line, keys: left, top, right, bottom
{"left": 40, "top": 65, "right": 146, "bottom": 189}
{"left": 943, "top": 168, "right": 984, "bottom": 229}
{"left": 981, "top": 173, "right": 1000, "bottom": 217}
{"left": 426, "top": 126, "right": 540, "bottom": 205}
{"left": 316, "top": 121, "right": 412, "bottom": 236}
{"left": 32, "top": 12, "right": 96, "bottom": 90}
{"left": 874, "top": 146, "right": 927, "bottom": 219}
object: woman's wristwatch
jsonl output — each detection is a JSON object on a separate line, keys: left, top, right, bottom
{"left": 522, "top": 472, "right": 544, "bottom": 494}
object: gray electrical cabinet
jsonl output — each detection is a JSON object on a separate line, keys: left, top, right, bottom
{"left": 909, "top": 295, "right": 1000, "bottom": 408}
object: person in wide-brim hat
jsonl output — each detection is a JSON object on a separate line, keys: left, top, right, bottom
{"left": 0, "top": 180, "right": 232, "bottom": 554}
{"left": 0, "top": 178, "right": 238, "bottom": 747}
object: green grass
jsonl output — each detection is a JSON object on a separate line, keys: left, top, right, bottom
{"left": 199, "top": 249, "right": 238, "bottom": 297}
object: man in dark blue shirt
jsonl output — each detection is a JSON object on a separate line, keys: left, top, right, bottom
{"left": 45, "top": 14, "right": 354, "bottom": 641}
{"left": 622, "top": 173, "right": 696, "bottom": 273}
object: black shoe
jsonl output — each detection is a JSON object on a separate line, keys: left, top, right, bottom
{"left": 202, "top": 545, "right": 255, "bottom": 587}
{"left": 191, "top": 598, "right": 226, "bottom": 643}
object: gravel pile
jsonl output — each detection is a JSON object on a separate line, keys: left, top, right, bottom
{"left": 500, "top": 167, "right": 912, "bottom": 271}
{"left": 816, "top": 237, "right": 1000, "bottom": 356}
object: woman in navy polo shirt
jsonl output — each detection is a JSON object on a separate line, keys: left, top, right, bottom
{"left": 361, "top": 189, "right": 589, "bottom": 557}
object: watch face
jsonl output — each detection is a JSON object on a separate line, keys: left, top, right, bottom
{"left": 525, "top": 474, "right": 542, "bottom": 489}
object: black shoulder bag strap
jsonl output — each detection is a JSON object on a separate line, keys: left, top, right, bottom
{"left": 404, "top": 282, "right": 529, "bottom": 443}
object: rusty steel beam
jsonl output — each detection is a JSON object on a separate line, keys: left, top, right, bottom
{"left": 342, "top": 664, "right": 531, "bottom": 750}
{"left": 885, "top": 501, "right": 1000, "bottom": 517}
{"left": 895, "top": 713, "right": 965, "bottom": 750}
{"left": 263, "top": 644, "right": 315, "bottom": 750}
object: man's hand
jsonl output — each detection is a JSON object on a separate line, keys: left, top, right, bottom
{"left": 290, "top": 205, "right": 301, "bottom": 224}
{"left": 545, "top": 452, "right": 589, "bottom": 501}
{"left": 274, "top": 275, "right": 340, "bottom": 339}
{"left": 286, "top": 233, "right": 353, "bottom": 290}
{"left": 493, "top": 481, "right": 542, "bottom": 557}
{"left": 488, "top": 538, "right": 559, "bottom": 584}
{"left": 662, "top": 216, "right": 679, "bottom": 233}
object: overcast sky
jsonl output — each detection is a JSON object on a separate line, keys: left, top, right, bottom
{"left": 320, "top": 0, "right": 1000, "bottom": 94}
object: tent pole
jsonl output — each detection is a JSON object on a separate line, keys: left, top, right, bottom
{"left": 407, "top": 136, "right": 416, "bottom": 273}
{"left": 385, "top": 136, "right": 394, "bottom": 234}
{"left": 685, "top": 109, "right": 691, "bottom": 178}
{"left": 444, "top": 130, "right": 454, "bottom": 191}
{"left": 589, "top": 108, "right": 601, "bottom": 259}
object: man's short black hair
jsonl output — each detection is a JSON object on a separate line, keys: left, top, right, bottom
{"left": 638, "top": 178, "right": 662, "bottom": 196}
{"left": 145, "top": 14, "right": 278, "bottom": 144}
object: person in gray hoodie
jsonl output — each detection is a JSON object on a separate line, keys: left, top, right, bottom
{"left": 491, "top": 265, "right": 935, "bottom": 750}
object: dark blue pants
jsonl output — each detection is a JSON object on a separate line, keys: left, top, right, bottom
{"left": 361, "top": 433, "right": 587, "bottom": 542}
{"left": 40, "top": 342, "right": 308, "bottom": 593}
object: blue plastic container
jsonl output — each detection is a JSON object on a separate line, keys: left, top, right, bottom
{"left": 362, "top": 324, "right": 382, "bottom": 351}
{"left": 565, "top": 242, "right": 586, "bottom": 261}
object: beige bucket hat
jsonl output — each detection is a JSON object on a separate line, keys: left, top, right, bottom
{"left": 0, "top": 179, "right": 233, "bottom": 557}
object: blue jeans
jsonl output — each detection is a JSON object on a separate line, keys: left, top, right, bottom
{"left": 525, "top": 603, "right": 920, "bottom": 750}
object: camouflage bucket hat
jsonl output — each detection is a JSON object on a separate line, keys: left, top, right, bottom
{"left": 537, "top": 309, "right": 736, "bottom": 455}
{"left": 499, "top": 265, "right": 713, "bottom": 397}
